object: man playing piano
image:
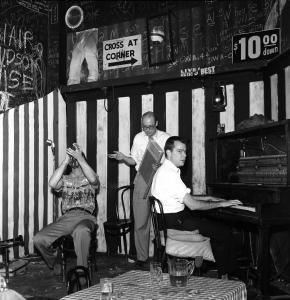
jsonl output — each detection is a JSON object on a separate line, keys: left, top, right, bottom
{"left": 151, "top": 136, "right": 242, "bottom": 278}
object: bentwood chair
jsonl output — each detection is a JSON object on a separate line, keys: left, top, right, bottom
{"left": 103, "top": 184, "right": 134, "bottom": 262}
{"left": 53, "top": 191, "right": 98, "bottom": 283}
{"left": 0, "top": 235, "right": 25, "bottom": 280}
{"left": 149, "top": 196, "right": 215, "bottom": 274}
{"left": 56, "top": 223, "right": 97, "bottom": 283}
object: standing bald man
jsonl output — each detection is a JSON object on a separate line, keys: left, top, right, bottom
{"left": 108, "top": 111, "right": 170, "bottom": 266}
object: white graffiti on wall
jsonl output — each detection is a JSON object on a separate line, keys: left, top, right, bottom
{"left": 0, "top": 23, "right": 45, "bottom": 106}
{"left": 0, "top": 91, "right": 13, "bottom": 112}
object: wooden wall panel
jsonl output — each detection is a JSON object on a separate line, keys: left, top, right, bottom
{"left": 0, "top": 90, "right": 66, "bottom": 260}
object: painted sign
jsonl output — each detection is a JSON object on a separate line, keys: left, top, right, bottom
{"left": 103, "top": 34, "right": 142, "bottom": 70}
{"left": 232, "top": 28, "right": 280, "bottom": 63}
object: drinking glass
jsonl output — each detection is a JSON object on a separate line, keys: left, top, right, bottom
{"left": 110, "top": 284, "right": 123, "bottom": 300}
{"left": 100, "top": 278, "right": 113, "bottom": 300}
{"left": 149, "top": 261, "right": 163, "bottom": 299}
{"left": 150, "top": 261, "right": 163, "bottom": 284}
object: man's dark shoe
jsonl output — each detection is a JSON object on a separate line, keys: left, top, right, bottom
{"left": 134, "top": 260, "right": 147, "bottom": 269}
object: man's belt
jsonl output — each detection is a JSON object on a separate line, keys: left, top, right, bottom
{"left": 66, "top": 207, "right": 93, "bottom": 215}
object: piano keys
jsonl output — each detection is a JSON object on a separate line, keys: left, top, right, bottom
{"left": 230, "top": 205, "right": 256, "bottom": 213}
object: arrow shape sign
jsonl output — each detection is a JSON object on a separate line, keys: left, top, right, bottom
{"left": 103, "top": 34, "right": 142, "bottom": 70}
{"left": 108, "top": 57, "right": 138, "bottom": 67}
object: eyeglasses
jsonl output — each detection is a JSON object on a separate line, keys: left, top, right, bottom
{"left": 142, "top": 125, "right": 156, "bottom": 130}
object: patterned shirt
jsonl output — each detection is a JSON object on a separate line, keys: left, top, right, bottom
{"left": 60, "top": 174, "right": 97, "bottom": 214}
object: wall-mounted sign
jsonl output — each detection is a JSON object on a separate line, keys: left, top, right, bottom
{"left": 232, "top": 28, "right": 280, "bottom": 63}
{"left": 103, "top": 34, "right": 142, "bottom": 70}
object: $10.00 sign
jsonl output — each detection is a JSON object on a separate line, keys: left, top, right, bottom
{"left": 232, "top": 28, "right": 280, "bottom": 63}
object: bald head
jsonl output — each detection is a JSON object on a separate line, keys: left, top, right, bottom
{"left": 141, "top": 111, "right": 158, "bottom": 137}
{"left": 142, "top": 111, "right": 156, "bottom": 122}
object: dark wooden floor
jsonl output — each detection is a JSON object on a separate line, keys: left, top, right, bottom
{"left": 6, "top": 253, "right": 136, "bottom": 299}
{"left": 3, "top": 253, "right": 290, "bottom": 299}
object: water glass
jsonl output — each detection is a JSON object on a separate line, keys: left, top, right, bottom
{"left": 100, "top": 278, "right": 113, "bottom": 300}
{"left": 149, "top": 261, "right": 162, "bottom": 299}
{"left": 110, "top": 285, "right": 123, "bottom": 299}
{"left": 150, "top": 261, "right": 163, "bottom": 284}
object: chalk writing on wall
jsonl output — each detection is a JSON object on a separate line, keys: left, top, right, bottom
{"left": 17, "top": 0, "right": 49, "bottom": 15}
{"left": 0, "top": 0, "right": 48, "bottom": 113}
{"left": 0, "top": 23, "right": 45, "bottom": 111}
{"left": 65, "top": 0, "right": 290, "bottom": 84}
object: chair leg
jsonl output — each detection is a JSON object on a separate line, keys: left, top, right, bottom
{"left": 104, "top": 229, "right": 110, "bottom": 256}
{"left": 122, "top": 231, "right": 128, "bottom": 262}
{"left": 88, "top": 260, "right": 93, "bottom": 281}
{"left": 118, "top": 233, "right": 122, "bottom": 254}
{"left": 93, "top": 254, "right": 97, "bottom": 272}
{"left": 61, "top": 252, "right": 66, "bottom": 283}
{"left": 90, "top": 242, "right": 97, "bottom": 273}
{"left": 161, "top": 248, "right": 167, "bottom": 272}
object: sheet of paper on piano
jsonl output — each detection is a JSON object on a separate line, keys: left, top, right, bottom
{"left": 134, "top": 139, "right": 164, "bottom": 200}
{"left": 230, "top": 205, "right": 256, "bottom": 213}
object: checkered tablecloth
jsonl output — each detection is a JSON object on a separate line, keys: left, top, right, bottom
{"left": 60, "top": 270, "right": 247, "bottom": 300}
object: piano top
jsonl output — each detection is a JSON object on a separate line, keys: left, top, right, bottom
{"left": 207, "top": 182, "right": 290, "bottom": 190}
{"left": 210, "top": 119, "right": 290, "bottom": 140}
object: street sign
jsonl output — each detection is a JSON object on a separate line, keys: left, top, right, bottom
{"left": 232, "top": 28, "right": 280, "bottom": 63}
{"left": 103, "top": 34, "right": 142, "bottom": 70}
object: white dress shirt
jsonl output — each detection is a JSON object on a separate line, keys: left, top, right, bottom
{"left": 151, "top": 159, "right": 191, "bottom": 213}
{"left": 130, "top": 130, "right": 170, "bottom": 171}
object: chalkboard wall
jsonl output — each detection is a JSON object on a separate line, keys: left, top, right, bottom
{"left": 2, "top": 1, "right": 290, "bottom": 109}
{"left": 0, "top": 0, "right": 53, "bottom": 112}
{"left": 64, "top": 0, "right": 290, "bottom": 86}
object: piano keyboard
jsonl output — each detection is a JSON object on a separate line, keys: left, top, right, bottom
{"left": 230, "top": 205, "right": 256, "bottom": 213}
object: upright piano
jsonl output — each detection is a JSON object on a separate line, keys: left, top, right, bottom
{"left": 206, "top": 119, "right": 290, "bottom": 298}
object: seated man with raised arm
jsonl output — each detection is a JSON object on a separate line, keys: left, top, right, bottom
{"left": 34, "top": 143, "right": 100, "bottom": 274}
{"left": 151, "top": 136, "right": 242, "bottom": 277}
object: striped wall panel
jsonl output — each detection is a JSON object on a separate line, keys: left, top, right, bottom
{"left": 0, "top": 89, "right": 66, "bottom": 260}
{"left": 96, "top": 100, "right": 108, "bottom": 253}
{"left": 1, "top": 63, "right": 289, "bottom": 259}
{"left": 192, "top": 88, "right": 206, "bottom": 194}
{"left": 70, "top": 67, "right": 289, "bottom": 255}
{"left": 271, "top": 74, "right": 279, "bottom": 121}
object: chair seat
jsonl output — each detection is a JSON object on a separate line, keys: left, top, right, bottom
{"left": 167, "top": 229, "right": 205, "bottom": 242}
{"left": 166, "top": 236, "right": 215, "bottom": 262}
{"left": 153, "top": 229, "right": 215, "bottom": 262}
{"left": 156, "top": 229, "right": 205, "bottom": 245}
{"left": 104, "top": 219, "right": 133, "bottom": 228}
{"left": 103, "top": 219, "right": 133, "bottom": 237}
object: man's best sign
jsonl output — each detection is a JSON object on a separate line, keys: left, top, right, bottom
{"left": 103, "top": 34, "right": 142, "bottom": 70}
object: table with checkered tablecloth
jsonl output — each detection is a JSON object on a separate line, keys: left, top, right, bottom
{"left": 60, "top": 270, "right": 247, "bottom": 300}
